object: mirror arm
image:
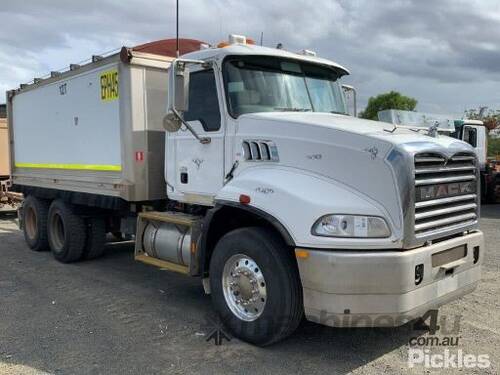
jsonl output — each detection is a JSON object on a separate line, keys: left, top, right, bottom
{"left": 171, "top": 108, "right": 211, "bottom": 144}
{"left": 169, "top": 58, "right": 211, "bottom": 144}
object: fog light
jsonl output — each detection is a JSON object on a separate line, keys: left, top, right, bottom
{"left": 473, "top": 246, "right": 480, "bottom": 264}
{"left": 415, "top": 264, "right": 424, "bottom": 285}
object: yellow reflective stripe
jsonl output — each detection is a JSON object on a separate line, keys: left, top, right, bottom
{"left": 15, "top": 162, "right": 122, "bottom": 171}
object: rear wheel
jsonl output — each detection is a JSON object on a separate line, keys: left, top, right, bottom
{"left": 209, "top": 227, "right": 303, "bottom": 346}
{"left": 22, "top": 195, "right": 50, "bottom": 251}
{"left": 47, "top": 200, "right": 87, "bottom": 263}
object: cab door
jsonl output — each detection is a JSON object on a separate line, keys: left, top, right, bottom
{"left": 166, "top": 67, "right": 225, "bottom": 205}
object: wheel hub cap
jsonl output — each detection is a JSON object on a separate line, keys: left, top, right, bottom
{"left": 222, "top": 254, "right": 267, "bottom": 321}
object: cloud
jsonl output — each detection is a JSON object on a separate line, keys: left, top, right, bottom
{"left": 0, "top": 0, "right": 499, "bottom": 113}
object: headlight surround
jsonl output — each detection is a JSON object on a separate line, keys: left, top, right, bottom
{"left": 312, "top": 214, "right": 391, "bottom": 238}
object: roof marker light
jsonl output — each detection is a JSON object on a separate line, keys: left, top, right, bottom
{"left": 229, "top": 34, "right": 247, "bottom": 45}
{"left": 218, "top": 35, "right": 256, "bottom": 48}
{"left": 301, "top": 49, "right": 317, "bottom": 56}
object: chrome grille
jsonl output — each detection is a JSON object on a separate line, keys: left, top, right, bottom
{"left": 414, "top": 152, "right": 478, "bottom": 236}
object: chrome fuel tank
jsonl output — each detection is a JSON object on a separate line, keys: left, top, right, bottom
{"left": 142, "top": 222, "right": 191, "bottom": 266}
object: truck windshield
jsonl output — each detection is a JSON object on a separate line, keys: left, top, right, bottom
{"left": 223, "top": 56, "right": 347, "bottom": 117}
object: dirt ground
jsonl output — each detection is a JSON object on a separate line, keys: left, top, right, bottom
{"left": 0, "top": 206, "right": 498, "bottom": 375}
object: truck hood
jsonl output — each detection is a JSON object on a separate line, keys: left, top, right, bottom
{"left": 239, "top": 112, "right": 469, "bottom": 149}
{"left": 234, "top": 112, "right": 476, "bottom": 245}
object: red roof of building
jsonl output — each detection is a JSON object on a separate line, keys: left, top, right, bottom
{"left": 132, "top": 38, "right": 206, "bottom": 57}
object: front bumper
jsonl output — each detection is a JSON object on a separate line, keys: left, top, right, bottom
{"left": 296, "top": 231, "right": 483, "bottom": 327}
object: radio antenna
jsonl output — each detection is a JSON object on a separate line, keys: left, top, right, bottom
{"left": 176, "top": 0, "right": 179, "bottom": 57}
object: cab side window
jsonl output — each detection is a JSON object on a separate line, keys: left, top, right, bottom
{"left": 463, "top": 127, "right": 477, "bottom": 148}
{"left": 184, "top": 69, "right": 221, "bottom": 132}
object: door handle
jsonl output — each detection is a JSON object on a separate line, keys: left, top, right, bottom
{"left": 180, "top": 172, "right": 188, "bottom": 184}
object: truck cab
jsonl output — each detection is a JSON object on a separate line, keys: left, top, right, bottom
{"left": 452, "top": 119, "right": 487, "bottom": 170}
{"left": 452, "top": 120, "right": 497, "bottom": 202}
{"left": 164, "top": 42, "right": 350, "bottom": 206}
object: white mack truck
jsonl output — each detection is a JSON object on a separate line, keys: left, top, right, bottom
{"left": 7, "top": 35, "right": 483, "bottom": 345}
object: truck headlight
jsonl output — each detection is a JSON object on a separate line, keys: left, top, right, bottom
{"left": 312, "top": 214, "right": 390, "bottom": 238}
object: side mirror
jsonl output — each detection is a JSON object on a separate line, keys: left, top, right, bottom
{"left": 164, "top": 60, "right": 190, "bottom": 133}
{"left": 342, "top": 84, "right": 357, "bottom": 117}
{"left": 163, "top": 112, "right": 182, "bottom": 132}
{"left": 163, "top": 58, "right": 211, "bottom": 144}
{"left": 174, "top": 63, "right": 190, "bottom": 112}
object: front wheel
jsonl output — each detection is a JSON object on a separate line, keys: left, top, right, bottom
{"left": 209, "top": 227, "right": 303, "bottom": 346}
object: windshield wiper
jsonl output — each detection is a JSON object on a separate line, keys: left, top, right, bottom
{"left": 330, "top": 110, "right": 347, "bottom": 115}
{"left": 274, "top": 107, "right": 312, "bottom": 112}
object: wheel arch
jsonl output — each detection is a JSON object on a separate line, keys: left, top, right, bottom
{"left": 198, "top": 200, "right": 296, "bottom": 277}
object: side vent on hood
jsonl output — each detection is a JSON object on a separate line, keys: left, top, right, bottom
{"left": 242, "top": 140, "right": 279, "bottom": 162}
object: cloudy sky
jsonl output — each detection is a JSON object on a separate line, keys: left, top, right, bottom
{"left": 1, "top": 0, "right": 500, "bottom": 114}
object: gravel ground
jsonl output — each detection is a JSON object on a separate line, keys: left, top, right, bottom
{"left": 0, "top": 206, "right": 498, "bottom": 375}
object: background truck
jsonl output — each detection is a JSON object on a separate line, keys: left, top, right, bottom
{"left": 452, "top": 119, "right": 499, "bottom": 202}
{"left": 0, "top": 105, "right": 9, "bottom": 179}
{"left": 378, "top": 109, "right": 498, "bottom": 202}
{"left": 0, "top": 104, "right": 21, "bottom": 211}
{"left": 8, "top": 35, "right": 484, "bottom": 345}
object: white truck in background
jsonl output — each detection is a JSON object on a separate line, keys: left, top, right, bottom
{"left": 379, "top": 110, "right": 497, "bottom": 202}
{"left": 7, "top": 35, "right": 484, "bottom": 345}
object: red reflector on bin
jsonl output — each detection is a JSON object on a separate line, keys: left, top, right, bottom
{"left": 135, "top": 151, "right": 144, "bottom": 162}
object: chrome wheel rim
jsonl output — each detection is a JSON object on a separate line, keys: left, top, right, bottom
{"left": 50, "top": 212, "right": 65, "bottom": 251}
{"left": 25, "top": 206, "right": 37, "bottom": 240}
{"left": 222, "top": 254, "right": 267, "bottom": 321}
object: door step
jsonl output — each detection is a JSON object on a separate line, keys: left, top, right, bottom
{"left": 135, "top": 254, "right": 189, "bottom": 274}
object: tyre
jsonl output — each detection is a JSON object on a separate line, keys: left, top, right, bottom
{"left": 22, "top": 195, "right": 50, "bottom": 251}
{"left": 209, "top": 227, "right": 303, "bottom": 346}
{"left": 83, "top": 217, "right": 106, "bottom": 260}
{"left": 47, "top": 200, "right": 87, "bottom": 263}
